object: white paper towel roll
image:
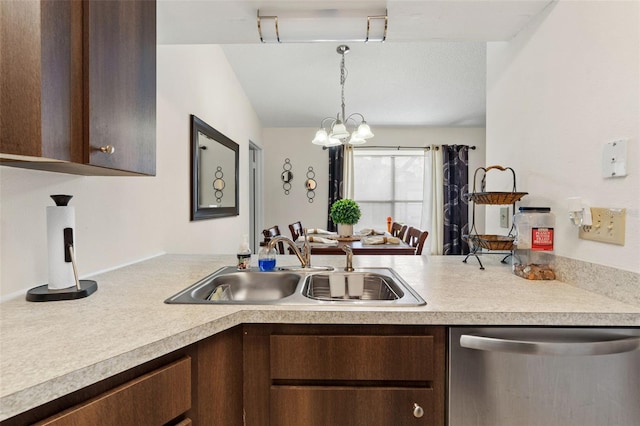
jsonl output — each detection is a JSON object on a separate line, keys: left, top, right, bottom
{"left": 47, "top": 206, "right": 76, "bottom": 290}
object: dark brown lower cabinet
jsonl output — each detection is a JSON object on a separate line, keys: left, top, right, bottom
{"left": 244, "top": 324, "right": 446, "bottom": 426}
{"left": 34, "top": 357, "right": 191, "bottom": 426}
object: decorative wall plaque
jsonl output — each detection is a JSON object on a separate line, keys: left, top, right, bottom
{"left": 306, "top": 166, "right": 317, "bottom": 203}
{"left": 281, "top": 158, "right": 293, "bottom": 195}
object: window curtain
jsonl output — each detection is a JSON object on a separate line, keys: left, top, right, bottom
{"left": 421, "top": 146, "right": 444, "bottom": 255}
{"left": 442, "top": 145, "right": 470, "bottom": 255}
{"left": 327, "top": 145, "right": 344, "bottom": 231}
{"left": 342, "top": 144, "right": 354, "bottom": 200}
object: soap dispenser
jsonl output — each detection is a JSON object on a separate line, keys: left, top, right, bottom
{"left": 237, "top": 235, "right": 251, "bottom": 270}
{"left": 258, "top": 245, "right": 277, "bottom": 271}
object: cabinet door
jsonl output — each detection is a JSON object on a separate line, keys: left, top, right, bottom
{"left": 84, "top": 0, "right": 156, "bottom": 175}
{"left": 0, "top": 0, "right": 82, "bottom": 161}
{"left": 244, "top": 324, "right": 446, "bottom": 426}
{"left": 271, "top": 386, "right": 434, "bottom": 426}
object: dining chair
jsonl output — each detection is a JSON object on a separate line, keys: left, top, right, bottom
{"left": 289, "top": 221, "right": 304, "bottom": 241}
{"left": 262, "top": 226, "right": 285, "bottom": 254}
{"left": 391, "top": 222, "right": 408, "bottom": 240}
{"left": 405, "top": 227, "right": 429, "bottom": 255}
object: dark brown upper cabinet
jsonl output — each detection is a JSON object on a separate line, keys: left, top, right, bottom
{"left": 0, "top": 0, "right": 156, "bottom": 176}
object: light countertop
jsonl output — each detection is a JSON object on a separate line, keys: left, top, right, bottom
{"left": 1, "top": 253, "right": 639, "bottom": 420}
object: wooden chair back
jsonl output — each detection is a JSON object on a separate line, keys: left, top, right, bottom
{"left": 262, "top": 226, "right": 285, "bottom": 254}
{"left": 391, "top": 222, "right": 407, "bottom": 240}
{"left": 289, "top": 221, "right": 304, "bottom": 241}
{"left": 405, "top": 227, "right": 429, "bottom": 255}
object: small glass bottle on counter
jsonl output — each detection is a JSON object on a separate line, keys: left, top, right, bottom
{"left": 237, "top": 235, "right": 251, "bottom": 270}
{"left": 512, "top": 207, "right": 555, "bottom": 280}
{"left": 258, "top": 246, "right": 277, "bottom": 271}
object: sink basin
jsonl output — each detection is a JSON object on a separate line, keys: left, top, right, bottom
{"left": 301, "top": 269, "right": 425, "bottom": 306}
{"left": 303, "top": 273, "right": 403, "bottom": 301}
{"left": 165, "top": 266, "right": 425, "bottom": 307}
{"left": 165, "top": 268, "right": 301, "bottom": 304}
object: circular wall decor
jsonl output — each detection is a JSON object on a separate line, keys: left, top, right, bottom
{"left": 306, "top": 166, "right": 317, "bottom": 203}
{"left": 212, "top": 166, "right": 225, "bottom": 203}
{"left": 281, "top": 158, "right": 293, "bottom": 195}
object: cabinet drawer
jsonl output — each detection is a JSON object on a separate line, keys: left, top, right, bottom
{"left": 270, "top": 335, "right": 434, "bottom": 381}
{"left": 36, "top": 357, "right": 191, "bottom": 426}
{"left": 271, "top": 386, "right": 433, "bottom": 426}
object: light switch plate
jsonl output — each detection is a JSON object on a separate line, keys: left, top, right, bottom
{"left": 500, "top": 207, "right": 509, "bottom": 228}
{"left": 579, "top": 207, "right": 626, "bottom": 245}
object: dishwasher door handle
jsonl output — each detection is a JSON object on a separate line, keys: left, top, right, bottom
{"left": 460, "top": 334, "right": 640, "bottom": 356}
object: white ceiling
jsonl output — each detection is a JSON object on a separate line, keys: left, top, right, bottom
{"left": 157, "top": 1, "right": 554, "bottom": 128}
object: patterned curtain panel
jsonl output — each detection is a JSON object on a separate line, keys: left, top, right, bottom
{"left": 442, "top": 145, "right": 470, "bottom": 255}
{"left": 327, "top": 145, "right": 344, "bottom": 231}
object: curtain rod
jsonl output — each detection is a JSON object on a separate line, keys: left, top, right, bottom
{"left": 351, "top": 145, "right": 476, "bottom": 151}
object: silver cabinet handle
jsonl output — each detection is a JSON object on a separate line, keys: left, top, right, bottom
{"left": 460, "top": 334, "right": 640, "bottom": 356}
{"left": 99, "top": 145, "right": 115, "bottom": 154}
{"left": 412, "top": 403, "right": 424, "bottom": 418}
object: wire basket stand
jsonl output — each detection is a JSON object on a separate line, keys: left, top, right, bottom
{"left": 463, "top": 165, "right": 527, "bottom": 270}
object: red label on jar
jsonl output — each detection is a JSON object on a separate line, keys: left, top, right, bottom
{"left": 532, "top": 228, "right": 554, "bottom": 250}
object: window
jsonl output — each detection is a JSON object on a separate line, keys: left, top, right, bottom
{"left": 353, "top": 149, "right": 425, "bottom": 230}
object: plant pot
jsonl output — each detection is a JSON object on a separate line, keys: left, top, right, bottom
{"left": 337, "top": 224, "right": 354, "bottom": 237}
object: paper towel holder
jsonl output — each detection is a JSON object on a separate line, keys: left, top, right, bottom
{"left": 26, "top": 244, "right": 98, "bottom": 302}
{"left": 26, "top": 195, "right": 98, "bottom": 302}
{"left": 26, "top": 279, "right": 98, "bottom": 302}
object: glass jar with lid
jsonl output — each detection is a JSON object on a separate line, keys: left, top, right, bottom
{"left": 512, "top": 207, "right": 555, "bottom": 280}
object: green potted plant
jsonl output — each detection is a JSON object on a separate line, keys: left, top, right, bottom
{"left": 330, "top": 199, "right": 361, "bottom": 237}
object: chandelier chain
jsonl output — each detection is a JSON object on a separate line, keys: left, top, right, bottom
{"left": 340, "top": 53, "right": 347, "bottom": 122}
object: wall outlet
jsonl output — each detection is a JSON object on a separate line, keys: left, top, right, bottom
{"left": 500, "top": 207, "right": 509, "bottom": 228}
{"left": 578, "top": 207, "right": 626, "bottom": 245}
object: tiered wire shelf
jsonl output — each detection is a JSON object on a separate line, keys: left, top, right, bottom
{"left": 463, "top": 165, "right": 527, "bottom": 270}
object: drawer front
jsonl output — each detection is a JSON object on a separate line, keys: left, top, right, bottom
{"left": 271, "top": 386, "right": 434, "bottom": 426}
{"left": 36, "top": 357, "right": 191, "bottom": 426}
{"left": 270, "top": 335, "right": 434, "bottom": 381}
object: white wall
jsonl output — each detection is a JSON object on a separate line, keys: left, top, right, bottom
{"left": 0, "top": 45, "right": 262, "bottom": 299}
{"left": 263, "top": 126, "right": 486, "bottom": 237}
{"left": 157, "top": 45, "right": 262, "bottom": 254}
{"left": 486, "top": 1, "right": 639, "bottom": 272}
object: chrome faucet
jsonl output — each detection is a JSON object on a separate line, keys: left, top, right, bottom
{"left": 268, "top": 229, "right": 311, "bottom": 268}
{"left": 342, "top": 245, "right": 354, "bottom": 272}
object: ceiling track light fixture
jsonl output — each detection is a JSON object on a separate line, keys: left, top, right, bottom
{"left": 312, "top": 45, "right": 374, "bottom": 148}
{"left": 257, "top": 9, "right": 387, "bottom": 43}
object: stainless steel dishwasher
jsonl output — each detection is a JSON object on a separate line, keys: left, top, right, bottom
{"left": 448, "top": 327, "right": 640, "bottom": 426}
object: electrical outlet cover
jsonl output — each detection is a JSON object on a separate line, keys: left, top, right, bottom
{"left": 602, "top": 139, "right": 628, "bottom": 178}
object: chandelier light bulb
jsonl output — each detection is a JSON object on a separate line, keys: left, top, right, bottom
{"left": 356, "top": 122, "right": 374, "bottom": 139}
{"left": 348, "top": 132, "right": 366, "bottom": 145}
{"left": 312, "top": 129, "right": 329, "bottom": 145}
{"left": 325, "top": 136, "right": 343, "bottom": 147}
{"left": 330, "top": 121, "right": 349, "bottom": 139}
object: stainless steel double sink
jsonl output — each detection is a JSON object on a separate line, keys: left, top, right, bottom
{"left": 165, "top": 266, "right": 426, "bottom": 307}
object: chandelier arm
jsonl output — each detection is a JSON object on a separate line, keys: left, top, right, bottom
{"left": 319, "top": 117, "right": 337, "bottom": 129}
{"left": 345, "top": 113, "right": 366, "bottom": 125}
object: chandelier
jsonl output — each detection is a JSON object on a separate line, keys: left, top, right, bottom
{"left": 312, "top": 45, "right": 374, "bottom": 147}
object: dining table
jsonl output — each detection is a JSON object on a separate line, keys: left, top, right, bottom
{"left": 299, "top": 234, "right": 417, "bottom": 256}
